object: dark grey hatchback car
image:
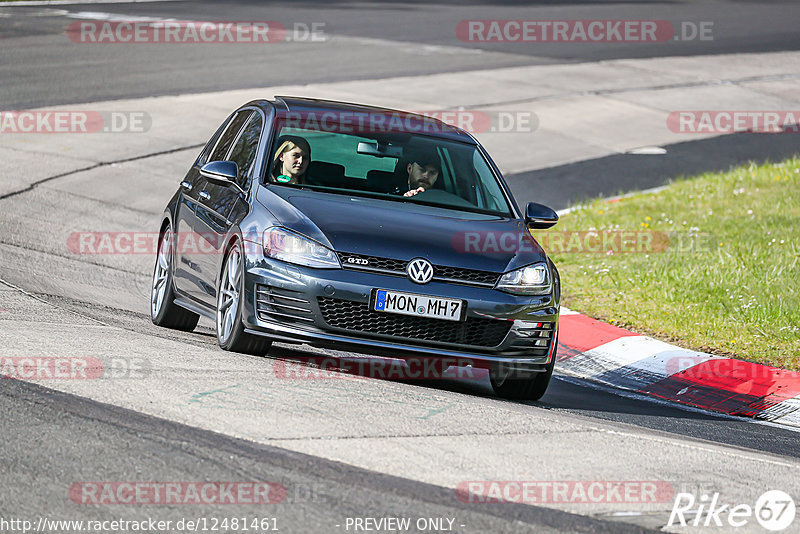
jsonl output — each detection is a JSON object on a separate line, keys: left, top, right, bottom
{"left": 151, "top": 96, "right": 561, "bottom": 400}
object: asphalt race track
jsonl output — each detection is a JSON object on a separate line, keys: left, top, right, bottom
{"left": 1, "top": 2, "right": 799, "bottom": 533}
{"left": 4, "top": 0, "right": 800, "bottom": 108}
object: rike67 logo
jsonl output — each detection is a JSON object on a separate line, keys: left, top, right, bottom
{"left": 668, "top": 490, "right": 796, "bottom": 531}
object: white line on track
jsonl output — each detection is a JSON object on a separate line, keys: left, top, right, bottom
{"left": 65, "top": 10, "right": 173, "bottom": 22}
{"left": 57, "top": 10, "right": 485, "bottom": 57}
{"left": 1, "top": 0, "right": 179, "bottom": 6}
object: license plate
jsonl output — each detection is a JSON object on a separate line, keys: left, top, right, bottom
{"left": 373, "top": 289, "right": 464, "bottom": 322}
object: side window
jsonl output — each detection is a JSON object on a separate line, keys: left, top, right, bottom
{"left": 197, "top": 112, "right": 234, "bottom": 166}
{"left": 209, "top": 111, "right": 252, "bottom": 163}
{"left": 228, "top": 112, "right": 264, "bottom": 190}
{"left": 472, "top": 150, "right": 505, "bottom": 211}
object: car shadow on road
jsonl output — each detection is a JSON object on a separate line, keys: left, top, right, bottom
{"left": 265, "top": 342, "right": 715, "bottom": 415}
{"left": 255, "top": 344, "right": 800, "bottom": 457}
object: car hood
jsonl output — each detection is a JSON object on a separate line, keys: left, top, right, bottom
{"left": 258, "top": 187, "right": 546, "bottom": 273}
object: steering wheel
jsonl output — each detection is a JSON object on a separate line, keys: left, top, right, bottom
{"left": 412, "top": 188, "right": 474, "bottom": 208}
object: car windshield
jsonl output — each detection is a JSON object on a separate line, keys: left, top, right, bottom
{"left": 266, "top": 119, "right": 514, "bottom": 217}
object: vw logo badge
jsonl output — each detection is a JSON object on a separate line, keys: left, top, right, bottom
{"left": 407, "top": 258, "right": 434, "bottom": 284}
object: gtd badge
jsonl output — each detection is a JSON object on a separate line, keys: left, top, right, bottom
{"left": 346, "top": 257, "right": 369, "bottom": 265}
{"left": 407, "top": 258, "right": 434, "bottom": 284}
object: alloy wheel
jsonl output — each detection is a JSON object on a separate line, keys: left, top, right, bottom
{"left": 217, "top": 243, "right": 242, "bottom": 344}
{"left": 151, "top": 229, "right": 173, "bottom": 319}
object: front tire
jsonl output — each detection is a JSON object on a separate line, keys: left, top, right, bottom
{"left": 151, "top": 225, "right": 199, "bottom": 331}
{"left": 216, "top": 240, "right": 272, "bottom": 355}
{"left": 490, "top": 358, "right": 555, "bottom": 401}
{"left": 490, "top": 334, "right": 558, "bottom": 401}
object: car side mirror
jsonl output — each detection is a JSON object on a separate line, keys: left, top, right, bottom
{"left": 525, "top": 202, "right": 559, "bottom": 229}
{"left": 200, "top": 161, "right": 239, "bottom": 186}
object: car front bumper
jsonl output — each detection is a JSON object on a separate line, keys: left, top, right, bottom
{"left": 241, "top": 254, "right": 559, "bottom": 370}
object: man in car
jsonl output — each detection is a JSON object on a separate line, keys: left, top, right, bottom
{"left": 402, "top": 147, "right": 441, "bottom": 197}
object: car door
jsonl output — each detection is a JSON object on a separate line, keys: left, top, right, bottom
{"left": 192, "top": 109, "right": 264, "bottom": 307}
{"left": 178, "top": 110, "right": 251, "bottom": 303}
{"left": 171, "top": 165, "right": 206, "bottom": 297}
{"left": 171, "top": 112, "right": 237, "bottom": 298}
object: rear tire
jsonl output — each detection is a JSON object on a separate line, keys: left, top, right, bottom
{"left": 151, "top": 224, "right": 200, "bottom": 331}
{"left": 216, "top": 240, "right": 272, "bottom": 355}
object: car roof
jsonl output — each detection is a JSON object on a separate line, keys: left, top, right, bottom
{"left": 249, "top": 96, "right": 478, "bottom": 144}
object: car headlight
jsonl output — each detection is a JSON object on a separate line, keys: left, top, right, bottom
{"left": 496, "top": 263, "right": 551, "bottom": 295}
{"left": 263, "top": 227, "right": 340, "bottom": 269}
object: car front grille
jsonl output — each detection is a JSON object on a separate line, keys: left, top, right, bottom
{"left": 256, "top": 284, "right": 314, "bottom": 323}
{"left": 317, "top": 297, "right": 513, "bottom": 348}
{"left": 338, "top": 252, "right": 499, "bottom": 288}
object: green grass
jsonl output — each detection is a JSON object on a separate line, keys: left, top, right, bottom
{"left": 537, "top": 157, "right": 800, "bottom": 370}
